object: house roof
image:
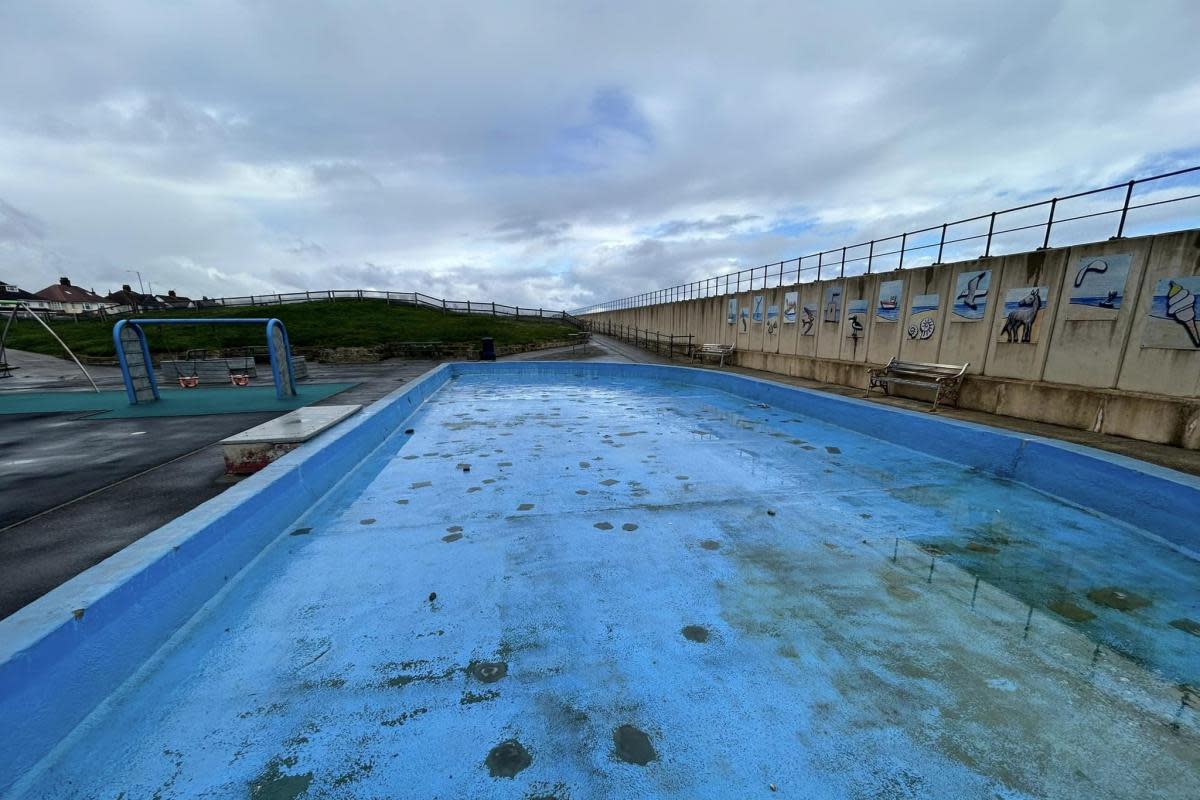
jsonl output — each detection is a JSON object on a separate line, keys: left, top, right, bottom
{"left": 35, "top": 280, "right": 108, "bottom": 304}
{"left": 0, "top": 280, "right": 41, "bottom": 302}
{"left": 105, "top": 288, "right": 166, "bottom": 308}
{"left": 156, "top": 291, "right": 193, "bottom": 307}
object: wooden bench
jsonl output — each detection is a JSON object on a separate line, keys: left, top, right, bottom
{"left": 866, "top": 358, "right": 968, "bottom": 411}
{"left": 397, "top": 341, "right": 444, "bottom": 358}
{"left": 692, "top": 343, "right": 735, "bottom": 367}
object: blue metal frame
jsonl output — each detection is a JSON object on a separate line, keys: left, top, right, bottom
{"left": 112, "top": 318, "right": 296, "bottom": 404}
{"left": 265, "top": 318, "right": 297, "bottom": 398}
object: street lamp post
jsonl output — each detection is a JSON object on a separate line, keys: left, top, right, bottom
{"left": 125, "top": 269, "right": 145, "bottom": 296}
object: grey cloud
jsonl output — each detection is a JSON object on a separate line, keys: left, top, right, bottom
{"left": 311, "top": 162, "right": 383, "bottom": 190}
{"left": 0, "top": 199, "right": 47, "bottom": 244}
{"left": 0, "top": 1, "right": 1197, "bottom": 306}
{"left": 284, "top": 239, "right": 327, "bottom": 258}
{"left": 654, "top": 214, "right": 762, "bottom": 238}
{"left": 491, "top": 219, "right": 572, "bottom": 244}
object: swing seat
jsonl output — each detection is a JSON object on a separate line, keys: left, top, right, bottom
{"left": 230, "top": 374, "right": 250, "bottom": 387}
{"left": 178, "top": 376, "right": 200, "bottom": 389}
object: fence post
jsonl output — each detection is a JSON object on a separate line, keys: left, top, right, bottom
{"left": 1040, "top": 198, "right": 1057, "bottom": 249}
{"left": 898, "top": 232, "right": 907, "bottom": 270}
{"left": 442, "top": 298, "right": 446, "bottom": 313}
{"left": 935, "top": 223, "right": 947, "bottom": 264}
{"left": 984, "top": 212, "right": 996, "bottom": 258}
{"left": 817, "top": 252, "right": 823, "bottom": 281}
{"left": 1114, "top": 180, "right": 1135, "bottom": 239}
{"left": 839, "top": 246, "right": 846, "bottom": 278}
{"left": 867, "top": 240, "right": 874, "bottom": 274}
{"left": 492, "top": 302, "right": 496, "bottom": 316}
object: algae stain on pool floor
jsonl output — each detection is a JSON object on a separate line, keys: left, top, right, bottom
{"left": 486, "top": 740, "right": 532, "bottom": 777}
{"left": 16, "top": 373, "right": 1200, "bottom": 800}
{"left": 613, "top": 725, "right": 657, "bottom": 765}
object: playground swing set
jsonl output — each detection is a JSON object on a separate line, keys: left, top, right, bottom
{"left": 0, "top": 307, "right": 298, "bottom": 406}
{"left": 114, "top": 318, "right": 298, "bottom": 404}
{"left": 0, "top": 302, "right": 100, "bottom": 390}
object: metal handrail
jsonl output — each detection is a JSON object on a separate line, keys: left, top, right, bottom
{"left": 69, "top": 290, "right": 582, "bottom": 327}
{"left": 573, "top": 165, "right": 1200, "bottom": 314}
{"left": 584, "top": 320, "right": 694, "bottom": 359}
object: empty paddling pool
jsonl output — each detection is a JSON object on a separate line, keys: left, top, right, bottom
{"left": 2, "top": 362, "right": 1198, "bottom": 799}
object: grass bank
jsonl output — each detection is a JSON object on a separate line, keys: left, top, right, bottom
{"left": 5, "top": 300, "right": 577, "bottom": 358}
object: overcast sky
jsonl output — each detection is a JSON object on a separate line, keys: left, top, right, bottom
{"left": 1, "top": 1, "right": 1198, "bottom": 310}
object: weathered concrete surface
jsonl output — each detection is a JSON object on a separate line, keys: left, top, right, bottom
{"left": 5, "top": 367, "right": 1196, "bottom": 799}
{"left": 1118, "top": 230, "right": 1200, "bottom": 396}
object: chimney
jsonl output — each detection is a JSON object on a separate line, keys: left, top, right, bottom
{"left": 59, "top": 277, "right": 71, "bottom": 286}
{"left": 122, "top": 284, "right": 132, "bottom": 292}
{"left": 168, "top": 290, "right": 177, "bottom": 298}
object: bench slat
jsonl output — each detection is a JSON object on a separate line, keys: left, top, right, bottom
{"left": 867, "top": 357, "right": 967, "bottom": 410}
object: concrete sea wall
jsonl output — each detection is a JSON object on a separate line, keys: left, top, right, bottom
{"left": 582, "top": 229, "right": 1200, "bottom": 449}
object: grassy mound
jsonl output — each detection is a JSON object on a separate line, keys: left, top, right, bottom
{"left": 4, "top": 300, "right": 576, "bottom": 358}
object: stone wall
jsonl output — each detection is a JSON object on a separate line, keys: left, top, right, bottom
{"left": 583, "top": 229, "right": 1200, "bottom": 449}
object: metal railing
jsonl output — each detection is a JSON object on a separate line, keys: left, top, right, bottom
{"left": 589, "top": 320, "right": 694, "bottom": 359}
{"left": 69, "top": 289, "right": 584, "bottom": 327}
{"left": 574, "top": 165, "right": 1200, "bottom": 314}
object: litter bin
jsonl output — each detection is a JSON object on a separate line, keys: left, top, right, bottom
{"left": 480, "top": 336, "right": 496, "bottom": 361}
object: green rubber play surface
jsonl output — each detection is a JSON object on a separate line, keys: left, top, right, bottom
{"left": 0, "top": 383, "right": 356, "bottom": 418}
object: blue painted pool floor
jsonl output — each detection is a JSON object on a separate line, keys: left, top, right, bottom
{"left": 13, "top": 374, "right": 1199, "bottom": 799}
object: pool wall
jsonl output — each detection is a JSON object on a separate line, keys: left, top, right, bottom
{"left": 2, "top": 361, "right": 1197, "bottom": 791}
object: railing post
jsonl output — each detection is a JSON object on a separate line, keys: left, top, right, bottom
{"left": 898, "top": 232, "right": 907, "bottom": 270}
{"left": 1113, "top": 180, "right": 1135, "bottom": 239}
{"left": 817, "top": 252, "right": 823, "bottom": 281}
{"left": 1040, "top": 198, "right": 1057, "bottom": 249}
{"left": 867, "top": 240, "right": 874, "bottom": 274}
{"left": 984, "top": 212, "right": 996, "bottom": 258}
{"left": 935, "top": 223, "right": 947, "bottom": 264}
{"left": 778, "top": 261, "right": 784, "bottom": 287}
{"left": 839, "top": 246, "right": 846, "bottom": 278}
